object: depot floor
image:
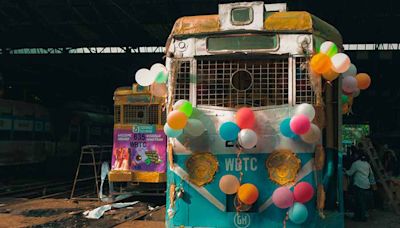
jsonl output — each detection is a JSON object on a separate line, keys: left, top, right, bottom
{"left": 344, "top": 209, "right": 400, "bottom": 227}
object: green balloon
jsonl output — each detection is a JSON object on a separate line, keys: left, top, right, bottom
{"left": 155, "top": 71, "right": 168, "bottom": 83}
{"left": 179, "top": 101, "right": 193, "bottom": 117}
{"left": 342, "top": 95, "right": 349, "bottom": 104}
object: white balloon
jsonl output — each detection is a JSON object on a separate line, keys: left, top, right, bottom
{"left": 184, "top": 119, "right": 206, "bottom": 137}
{"left": 173, "top": 99, "right": 188, "bottom": 110}
{"left": 150, "top": 83, "right": 167, "bottom": 97}
{"left": 331, "top": 53, "right": 351, "bottom": 73}
{"left": 150, "top": 63, "right": 167, "bottom": 74}
{"left": 319, "top": 41, "right": 337, "bottom": 57}
{"left": 342, "top": 76, "right": 358, "bottom": 93}
{"left": 135, "top": 68, "right": 156, "bottom": 86}
{"left": 342, "top": 64, "right": 357, "bottom": 77}
{"left": 238, "top": 129, "right": 258, "bottom": 149}
{"left": 300, "top": 124, "right": 321, "bottom": 144}
{"left": 294, "top": 103, "right": 315, "bottom": 121}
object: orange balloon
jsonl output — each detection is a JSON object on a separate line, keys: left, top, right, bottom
{"left": 167, "top": 110, "right": 188, "bottom": 130}
{"left": 342, "top": 104, "right": 349, "bottom": 114}
{"left": 322, "top": 69, "right": 340, "bottom": 81}
{"left": 237, "top": 183, "right": 259, "bottom": 205}
{"left": 355, "top": 73, "right": 371, "bottom": 90}
{"left": 310, "top": 53, "right": 332, "bottom": 74}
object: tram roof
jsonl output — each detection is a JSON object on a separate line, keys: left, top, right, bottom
{"left": 169, "top": 11, "right": 342, "bottom": 47}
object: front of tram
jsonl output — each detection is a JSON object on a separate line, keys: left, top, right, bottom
{"left": 166, "top": 2, "right": 343, "bottom": 227}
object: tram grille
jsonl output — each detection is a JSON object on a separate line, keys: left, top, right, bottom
{"left": 123, "top": 105, "right": 159, "bottom": 125}
{"left": 295, "top": 57, "right": 316, "bottom": 104}
{"left": 174, "top": 61, "right": 191, "bottom": 101}
{"left": 196, "top": 58, "right": 289, "bottom": 108}
{"left": 114, "top": 105, "right": 121, "bottom": 123}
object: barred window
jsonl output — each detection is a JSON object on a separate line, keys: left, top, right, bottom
{"left": 114, "top": 105, "right": 121, "bottom": 123}
{"left": 122, "top": 105, "right": 160, "bottom": 125}
{"left": 174, "top": 61, "right": 190, "bottom": 101}
{"left": 196, "top": 58, "right": 289, "bottom": 108}
{"left": 295, "top": 57, "right": 316, "bottom": 104}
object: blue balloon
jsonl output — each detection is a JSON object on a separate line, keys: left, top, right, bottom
{"left": 219, "top": 122, "right": 240, "bottom": 141}
{"left": 288, "top": 202, "right": 308, "bottom": 224}
{"left": 280, "top": 118, "right": 297, "bottom": 138}
{"left": 164, "top": 123, "right": 183, "bottom": 138}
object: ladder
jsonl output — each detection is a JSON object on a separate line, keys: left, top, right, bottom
{"left": 70, "top": 145, "right": 112, "bottom": 200}
{"left": 359, "top": 137, "right": 400, "bottom": 214}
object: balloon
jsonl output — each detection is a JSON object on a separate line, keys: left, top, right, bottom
{"left": 290, "top": 114, "right": 311, "bottom": 135}
{"left": 164, "top": 123, "right": 182, "bottom": 138}
{"left": 331, "top": 53, "right": 351, "bottom": 73}
{"left": 238, "top": 129, "right": 258, "bottom": 149}
{"left": 293, "top": 182, "right": 314, "bottom": 203}
{"left": 355, "top": 73, "right": 371, "bottom": 90}
{"left": 173, "top": 100, "right": 187, "bottom": 110}
{"left": 237, "top": 183, "right": 259, "bottom": 205}
{"left": 219, "top": 175, "right": 240, "bottom": 194}
{"left": 322, "top": 69, "right": 340, "bottom": 81}
{"left": 288, "top": 203, "right": 308, "bottom": 224}
{"left": 310, "top": 53, "right": 331, "bottom": 74}
{"left": 272, "top": 187, "right": 294, "bottom": 209}
{"left": 236, "top": 107, "right": 255, "bottom": 129}
{"left": 184, "top": 119, "right": 205, "bottom": 137}
{"left": 342, "top": 64, "right": 357, "bottom": 77}
{"left": 150, "top": 83, "right": 167, "bottom": 97}
{"left": 280, "top": 118, "right": 297, "bottom": 138}
{"left": 219, "top": 122, "right": 240, "bottom": 141}
{"left": 150, "top": 63, "right": 168, "bottom": 83}
{"left": 167, "top": 110, "right": 188, "bottom": 130}
{"left": 352, "top": 88, "right": 360, "bottom": 97}
{"left": 300, "top": 124, "right": 321, "bottom": 144}
{"left": 342, "top": 103, "right": 350, "bottom": 114}
{"left": 294, "top": 103, "right": 315, "bottom": 121}
{"left": 178, "top": 100, "right": 193, "bottom": 117}
{"left": 319, "top": 41, "right": 338, "bottom": 57}
{"left": 342, "top": 95, "right": 349, "bottom": 104}
{"left": 342, "top": 76, "right": 358, "bottom": 93}
{"left": 135, "top": 68, "right": 156, "bottom": 86}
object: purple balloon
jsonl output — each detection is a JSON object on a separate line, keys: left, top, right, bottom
{"left": 342, "top": 76, "right": 358, "bottom": 93}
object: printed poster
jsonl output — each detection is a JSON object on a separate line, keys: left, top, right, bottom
{"left": 111, "top": 124, "right": 166, "bottom": 173}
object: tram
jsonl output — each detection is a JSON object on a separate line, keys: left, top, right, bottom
{"left": 165, "top": 2, "right": 343, "bottom": 227}
{"left": 108, "top": 84, "right": 167, "bottom": 183}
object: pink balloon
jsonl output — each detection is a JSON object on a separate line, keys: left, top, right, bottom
{"left": 236, "top": 107, "right": 255, "bottom": 129}
{"left": 272, "top": 187, "right": 294, "bottom": 209}
{"left": 290, "top": 114, "right": 311, "bottom": 135}
{"left": 293, "top": 182, "right": 314, "bottom": 203}
{"left": 219, "top": 175, "right": 240, "bottom": 195}
{"left": 342, "top": 76, "right": 358, "bottom": 94}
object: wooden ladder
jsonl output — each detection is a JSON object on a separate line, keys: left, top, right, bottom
{"left": 70, "top": 145, "right": 112, "bottom": 200}
{"left": 359, "top": 137, "right": 400, "bottom": 214}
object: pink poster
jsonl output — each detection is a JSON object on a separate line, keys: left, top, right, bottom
{"left": 111, "top": 126, "right": 166, "bottom": 173}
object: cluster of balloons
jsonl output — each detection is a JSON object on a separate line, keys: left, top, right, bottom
{"left": 219, "top": 108, "right": 258, "bottom": 149}
{"left": 219, "top": 175, "right": 259, "bottom": 205}
{"left": 341, "top": 64, "right": 371, "bottom": 115}
{"left": 311, "top": 41, "right": 351, "bottom": 81}
{"left": 272, "top": 182, "right": 314, "bottom": 224}
{"left": 280, "top": 103, "right": 321, "bottom": 144}
{"left": 164, "top": 100, "right": 206, "bottom": 138}
{"left": 135, "top": 63, "right": 168, "bottom": 97}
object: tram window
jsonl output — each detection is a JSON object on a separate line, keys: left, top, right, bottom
{"left": 207, "top": 35, "right": 277, "bottom": 52}
{"left": 137, "top": 111, "right": 144, "bottom": 118}
{"left": 13, "top": 131, "right": 33, "bottom": 140}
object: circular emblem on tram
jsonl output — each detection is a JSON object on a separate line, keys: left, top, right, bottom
{"left": 185, "top": 152, "right": 218, "bottom": 187}
{"left": 234, "top": 213, "right": 251, "bottom": 228}
{"left": 266, "top": 149, "right": 301, "bottom": 185}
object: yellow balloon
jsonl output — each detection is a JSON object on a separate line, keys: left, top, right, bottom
{"left": 322, "top": 69, "right": 340, "bottom": 81}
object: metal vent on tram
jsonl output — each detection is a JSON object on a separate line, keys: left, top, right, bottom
{"left": 196, "top": 58, "right": 289, "bottom": 108}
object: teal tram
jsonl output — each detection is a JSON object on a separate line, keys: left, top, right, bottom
{"left": 165, "top": 2, "right": 343, "bottom": 227}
